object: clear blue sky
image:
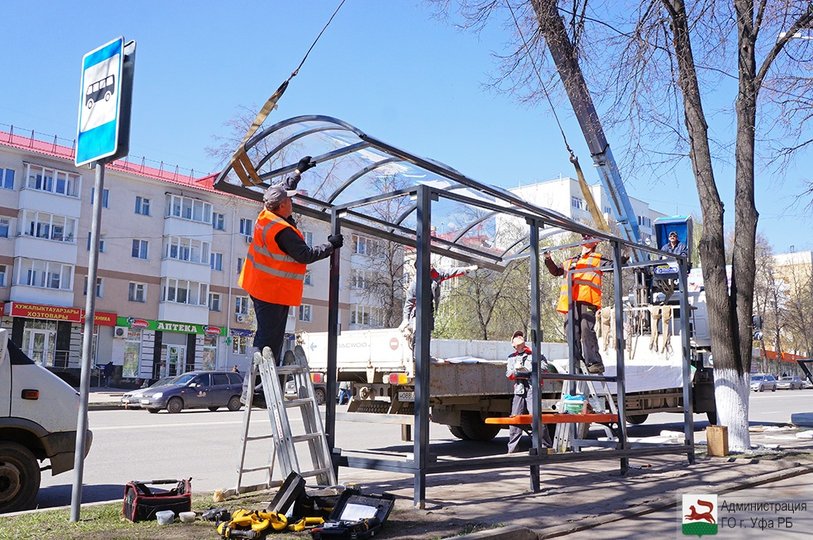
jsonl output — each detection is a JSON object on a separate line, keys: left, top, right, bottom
{"left": 1, "top": 1, "right": 809, "bottom": 253}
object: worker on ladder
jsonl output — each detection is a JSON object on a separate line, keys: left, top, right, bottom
{"left": 545, "top": 235, "right": 624, "bottom": 375}
{"left": 239, "top": 157, "right": 344, "bottom": 366}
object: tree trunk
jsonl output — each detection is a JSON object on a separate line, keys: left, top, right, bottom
{"left": 663, "top": 0, "right": 750, "bottom": 449}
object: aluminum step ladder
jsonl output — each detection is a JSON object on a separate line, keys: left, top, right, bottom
{"left": 234, "top": 346, "right": 336, "bottom": 494}
{"left": 552, "top": 367, "right": 619, "bottom": 453}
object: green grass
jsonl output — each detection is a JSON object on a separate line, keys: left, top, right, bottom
{"left": 0, "top": 492, "right": 304, "bottom": 540}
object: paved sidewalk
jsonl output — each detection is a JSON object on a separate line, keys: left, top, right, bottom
{"left": 86, "top": 387, "right": 127, "bottom": 410}
{"left": 344, "top": 426, "right": 813, "bottom": 539}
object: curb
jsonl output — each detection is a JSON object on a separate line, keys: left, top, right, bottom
{"left": 88, "top": 404, "right": 124, "bottom": 411}
{"left": 460, "top": 525, "right": 537, "bottom": 540}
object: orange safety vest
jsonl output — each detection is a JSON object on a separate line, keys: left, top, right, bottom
{"left": 238, "top": 208, "right": 307, "bottom": 306}
{"left": 555, "top": 252, "right": 603, "bottom": 313}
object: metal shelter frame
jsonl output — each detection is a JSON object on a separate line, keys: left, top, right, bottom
{"left": 214, "top": 115, "right": 696, "bottom": 506}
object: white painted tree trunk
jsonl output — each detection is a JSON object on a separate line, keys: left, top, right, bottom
{"left": 714, "top": 368, "right": 751, "bottom": 451}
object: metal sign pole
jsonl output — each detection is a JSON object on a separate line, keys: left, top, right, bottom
{"left": 70, "top": 162, "right": 105, "bottom": 522}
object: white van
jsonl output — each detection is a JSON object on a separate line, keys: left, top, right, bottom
{"left": 0, "top": 329, "right": 92, "bottom": 513}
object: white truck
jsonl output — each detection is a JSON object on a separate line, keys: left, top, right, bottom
{"left": 0, "top": 329, "right": 92, "bottom": 513}
{"left": 299, "top": 288, "right": 716, "bottom": 440}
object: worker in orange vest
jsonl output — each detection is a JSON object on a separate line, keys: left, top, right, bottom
{"left": 239, "top": 156, "right": 343, "bottom": 365}
{"left": 544, "top": 235, "right": 608, "bottom": 374}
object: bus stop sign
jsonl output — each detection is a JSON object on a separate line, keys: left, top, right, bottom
{"left": 76, "top": 37, "right": 135, "bottom": 167}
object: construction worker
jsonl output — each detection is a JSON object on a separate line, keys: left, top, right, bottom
{"left": 399, "top": 262, "right": 477, "bottom": 350}
{"left": 506, "top": 332, "right": 552, "bottom": 454}
{"left": 239, "top": 156, "right": 344, "bottom": 366}
{"left": 544, "top": 235, "right": 607, "bottom": 374}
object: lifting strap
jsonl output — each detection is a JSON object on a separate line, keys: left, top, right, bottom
{"left": 227, "top": 0, "right": 348, "bottom": 187}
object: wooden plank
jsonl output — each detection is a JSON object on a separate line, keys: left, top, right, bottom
{"left": 484, "top": 413, "right": 618, "bottom": 426}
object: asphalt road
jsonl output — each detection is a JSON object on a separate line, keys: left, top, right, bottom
{"left": 36, "top": 388, "right": 813, "bottom": 510}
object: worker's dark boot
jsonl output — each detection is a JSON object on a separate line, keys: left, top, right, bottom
{"left": 586, "top": 362, "right": 605, "bottom": 374}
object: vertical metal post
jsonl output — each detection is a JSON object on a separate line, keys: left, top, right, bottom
{"left": 528, "top": 218, "right": 542, "bottom": 492}
{"left": 413, "top": 185, "right": 432, "bottom": 508}
{"left": 677, "top": 258, "right": 695, "bottom": 464}
{"left": 325, "top": 210, "right": 342, "bottom": 451}
{"left": 611, "top": 241, "right": 629, "bottom": 474}
{"left": 566, "top": 267, "right": 577, "bottom": 395}
{"left": 70, "top": 162, "right": 105, "bottom": 522}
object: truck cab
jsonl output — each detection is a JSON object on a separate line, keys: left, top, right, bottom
{"left": 0, "top": 328, "right": 92, "bottom": 513}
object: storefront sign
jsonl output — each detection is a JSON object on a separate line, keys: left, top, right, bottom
{"left": 5, "top": 302, "right": 116, "bottom": 326}
{"left": 118, "top": 316, "right": 227, "bottom": 336}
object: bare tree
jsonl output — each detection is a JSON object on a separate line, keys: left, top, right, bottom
{"left": 436, "top": 0, "right": 813, "bottom": 451}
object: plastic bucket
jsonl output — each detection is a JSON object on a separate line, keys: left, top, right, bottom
{"left": 156, "top": 510, "right": 175, "bottom": 525}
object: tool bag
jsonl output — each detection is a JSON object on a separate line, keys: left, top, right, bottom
{"left": 122, "top": 478, "right": 192, "bottom": 522}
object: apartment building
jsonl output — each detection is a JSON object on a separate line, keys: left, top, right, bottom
{"left": 0, "top": 127, "right": 402, "bottom": 381}
{"left": 503, "top": 176, "right": 665, "bottom": 245}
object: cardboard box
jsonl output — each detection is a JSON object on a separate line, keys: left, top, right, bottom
{"left": 706, "top": 425, "right": 729, "bottom": 457}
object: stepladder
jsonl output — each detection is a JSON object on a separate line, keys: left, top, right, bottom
{"left": 552, "top": 373, "right": 619, "bottom": 453}
{"left": 234, "top": 346, "right": 336, "bottom": 494}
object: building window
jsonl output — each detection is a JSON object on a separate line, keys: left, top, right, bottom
{"left": 165, "top": 193, "right": 212, "bottom": 224}
{"left": 352, "top": 234, "right": 378, "bottom": 256}
{"left": 135, "top": 196, "right": 150, "bottom": 216}
{"left": 0, "top": 218, "right": 9, "bottom": 238}
{"left": 163, "top": 236, "right": 210, "bottom": 265}
{"left": 21, "top": 211, "right": 76, "bottom": 243}
{"left": 237, "top": 257, "right": 244, "bottom": 274}
{"left": 90, "top": 187, "right": 110, "bottom": 208}
{"left": 210, "top": 252, "right": 223, "bottom": 271}
{"left": 1, "top": 168, "right": 14, "bottom": 190}
{"left": 302, "top": 231, "right": 313, "bottom": 247}
{"left": 637, "top": 215, "right": 652, "bottom": 228}
{"left": 350, "top": 305, "right": 383, "bottom": 327}
{"left": 351, "top": 270, "right": 369, "bottom": 289}
{"left": 0, "top": 265, "right": 6, "bottom": 286}
{"left": 131, "top": 239, "right": 148, "bottom": 259}
{"left": 232, "top": 335, "right": 248, "bottom": 355}
{"left": 86, "top": 232, "right": 105, "bottom": 252}
{"left": 235, "top": 296, "right": 249, "bottom": 316}
{"left": 239, "top": 218, "right": 253, "bottom": 238}
{"left": 212, "top": 212, "right": 225, "bottom": 231}
{"left": 571, "top": 196, "right": 584, "bottom": 210}
{"left": 209, "top": 292, "right": 221, "bottom": 311}
{"left": 14, "top": 258, "right": 73, "bottom": 290}
{"left": 161, "top": 278, "right": 208, "bottom": 306}
{"left": 304, "top": 270, "right": 312, "bottom": 286}
{"left": 298, "top": 304, "right": 312, "bottom": 322}
{"left": 83, "top": 276, "right": 103, "bottom": 297}
{"left": 128, "top": 282, "right": 146, "bottom": 302}
{"left": 25, "top": 164, "right": 80, "bottom": 197}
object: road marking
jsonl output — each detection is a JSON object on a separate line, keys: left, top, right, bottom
{"left": 91, "top": 419, "right": 269, "bottom": 431}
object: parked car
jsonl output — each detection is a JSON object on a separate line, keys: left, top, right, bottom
{"left": 139, "top": 371, "right": 245, "bottom": 413}
{"left": 750, "top": 374, "right": 777, "bottom": 392}
{"left": 120, "top": 377, "right": 175, "bottom": 408}
{"left": 776, "top": 376, "right": 804, "bottom": 390}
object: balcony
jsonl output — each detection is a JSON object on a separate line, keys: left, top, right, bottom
{"left": 160, "top": 258, "right": 210, "bottom": 284}
{"left": 19, "top": 190, "right": 81, "bottom": 217}
{"left": 14, "top": 235, "right": 77, "bottom": 264}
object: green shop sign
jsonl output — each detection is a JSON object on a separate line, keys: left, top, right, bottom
{"left": 117, "top": 316, "right": 227, "bottom": 336}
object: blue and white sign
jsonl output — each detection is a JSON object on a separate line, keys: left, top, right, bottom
{"left": 76, "top": 37, "right": 124, "bottom": 166}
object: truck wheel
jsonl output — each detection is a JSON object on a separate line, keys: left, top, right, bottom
{"left": 167, "top": 397, "right": 183, "bottom": 414}
{"left": 314, "top": 388, "right": 326, "bottom": 406}
{"left": 0, "top": 442, "right": 40, "bottom": 513}
{"left": 625, "top": 414, "right": 648, "bottom": 425}
{"left": 460, "top": 411, "right": 500, "bottom": 441}
{"left": 227, "top": 396, "right": 242, "bottom": 411}
{"left": 448, "top": 425, "right": 470, "bottom": 440}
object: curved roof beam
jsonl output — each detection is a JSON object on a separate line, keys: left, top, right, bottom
{"left": 325, "top": 157, "right": 402, "bottom": 204}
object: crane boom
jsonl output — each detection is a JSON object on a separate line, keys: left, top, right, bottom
{"left": 532, "top": 0, "right": 643, "bottom": 259}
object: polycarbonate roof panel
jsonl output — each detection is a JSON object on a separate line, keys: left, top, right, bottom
{"left": 213, "top": 115, "right": 613, "bottom": 268}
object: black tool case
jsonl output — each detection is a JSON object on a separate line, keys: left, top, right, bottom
{"left": 311, "top": 489, "right": 395, "bottom": 539}
{"left": 122, "top": 478, "right": 191, "bottom": 522}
